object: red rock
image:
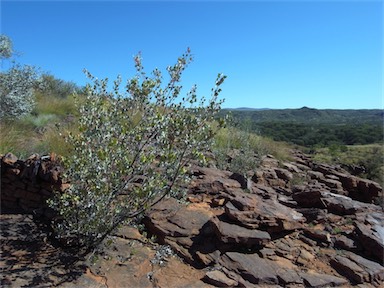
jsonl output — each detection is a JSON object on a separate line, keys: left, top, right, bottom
{"left": 211, "top": 198, "right": 226, "bottom": 207}
{"left": 195, "top": 249, "right": 221, "bottom": 266}
{"left": 152, "top": 258, "right": 212, "bottom": 288}
{"left": 319, "top": 177, "right": 343, "bottom": 190}
{"left": 334, "top": 234, "right": 357, "bottom": 250}
{"left": 303, "top": 227, "right": 331, "bottom": 244}
{"left": 144, "top": 199, "right": 215, "bottom": 265}
{"left": 219, "top": 252, "right": 279, "bottom": 285}
{"left": 274, "top": 168, "right": 293, "bottom": 182}
{"left": 2, "top": 153, "right": 18, "bottom": 165}
{"left": 345, "top": 252, "right": 384, "bottom": 284}
{"left": 299, "top": 271, "right": 349, "bottom": 287}
{"left": 253, "top": 184, "right": 277, "bottom": 199}
{"left": 321, "top": 192, "right": 376, "bottom": 215}
{"left": 308, "top": 170, "right": 325, "bottom": 180}
{"left": 277, "top": 269, "right": 303, "bottom": 285}
{"left": 354, "top": 219, "right": 384, "bottom": 263}
{"left": 260, "top": 155, "right": 279, "bottom": 168}
{"left": 210, "top": 217, "right": 271, "bottom": 246}
{"left": 282, "top": 162, "right": 302, "bottom": 173}
{"left": 227, "top": 191, "right": 259, "bottom": 211}
{"left": 204, "top": 270, "right": 237, "bottom": 287}
{"left": 225, "top": 194, "right": 304, "bottom": 233}
{"left": 60, "top": 183, "right": 71, "bottom": 191}
{"left": 356, "top": 178, "right": 382, "bottom": 203}
{"left": 293, "top": 188, "right": 325, "bottom": 208}
{"left": 330, "top": 255, "right": 368, "bottom": 284}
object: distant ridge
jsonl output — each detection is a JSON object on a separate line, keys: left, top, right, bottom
{"left": 220, "top": 107, "right": 383, "bottom": 124}
{"left": 223, "top": 106, "right": 383, "bottom": 111}
{"left": 225, "top": 107, "right": 271, "bottom": 111}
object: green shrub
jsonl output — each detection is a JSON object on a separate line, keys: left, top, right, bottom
{"left": 0, "top": 34, "right": 13, "bottom": 59}
{"left": 48, "top": 49, "right": 226, "bottom": 249}
{"left": 0, "top": 64, "right": 41, "bottom": 120}
{"left": 0, "top": 35, "right": 42, "bottom": 120}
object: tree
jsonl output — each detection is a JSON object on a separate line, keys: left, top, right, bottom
{"left": 48, "top": 49, "right": 226, "bottom": 250}
{"left": 0, "top": 34, "right": 40, "bottom": 119}
{"left": 0, "top": 34, "right": 13, "bottom": 59}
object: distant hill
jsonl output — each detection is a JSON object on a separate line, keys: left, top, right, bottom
{"left": 221, "top": 106, "right": 383, "bottom": 125}
{"left": 219, "top": 107, "right": 383, "bottom": 147}
{"left": 224, "top": 107, "right": 271, "bottom": 111}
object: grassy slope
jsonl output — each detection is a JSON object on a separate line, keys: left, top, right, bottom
{"left": 0, "top": 92, "right": 78, "bottom": 158}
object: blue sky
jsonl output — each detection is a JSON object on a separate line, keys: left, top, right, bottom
{"left": 1, "top": 0, "right": 382, "bottom": 109}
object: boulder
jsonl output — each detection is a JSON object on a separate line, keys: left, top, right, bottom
{"left": 257, "top": 168, "right": 286, "bottom": 187}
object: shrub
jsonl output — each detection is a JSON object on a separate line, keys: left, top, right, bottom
{"left": 48, "top": 49, "right": 226, "bottom": 249}
{"left": 0, "top": 34, "right": 13, "bottom": 59}
{"left": 0, "top": 35, "right": 41, "bottom": 120}
{"left": 0, "top": 64, "right": 40, "bottom": 119}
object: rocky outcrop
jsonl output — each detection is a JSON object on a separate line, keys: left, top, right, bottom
{"left": 2, "top": 150, "right": 383, "bottom": 287}
{"left": 1, "top": 153, "right": 64, "bottom": 218}
{"left": 144, "top": 151, "right": 384, "bottom": 287}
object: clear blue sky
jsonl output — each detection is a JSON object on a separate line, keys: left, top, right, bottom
{"left": 1, "top": 0, "right": 383, "bottom": 109}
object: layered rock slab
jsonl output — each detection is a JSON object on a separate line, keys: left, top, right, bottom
{"left": 218, "top": 252, "right": 280, "bottom": 285}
